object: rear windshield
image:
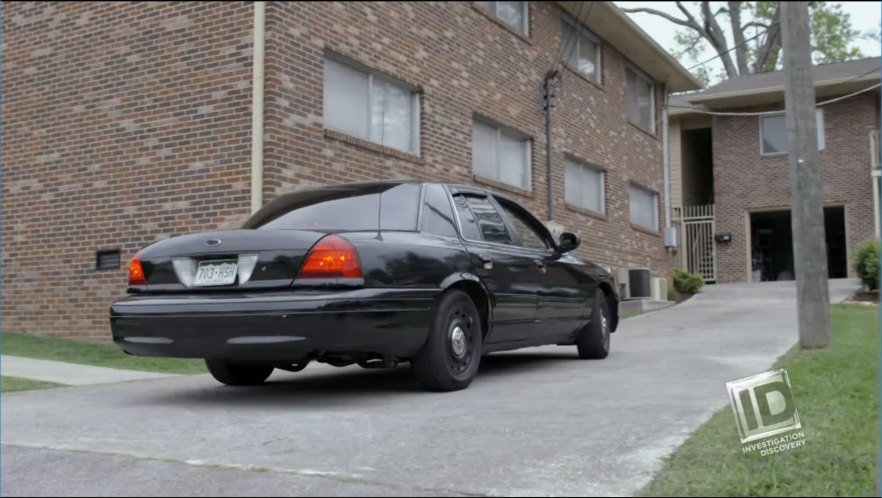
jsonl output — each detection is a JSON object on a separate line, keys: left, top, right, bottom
{"left": 244, "top": 183, "right": 420, "bottom": 232}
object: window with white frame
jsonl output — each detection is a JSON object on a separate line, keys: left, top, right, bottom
{"left": 565, "top": 158, "right": 604, "bottom": 214}
{"left": 561, "top": 19, "right": 601, "bottom": 83}
{"left": 626, "top": 67, "right": 655, "bottom": 133}
{"left": 760, "top": 109, "right": 825, "bottom": 155}
{"left": 323, "top": 57, "right": 420, "bottom": 154}
{"left": 472, "top": 120, "right": 532, "bottom": 190}
{"left": 630, "top": 184, "right": 659, "bottom": 231}
{"left": 474, "top": 1, "right": 529, "bottom": 35}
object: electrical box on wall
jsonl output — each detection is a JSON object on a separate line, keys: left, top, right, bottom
{"left": 715, "top": 233, "right": 732, "bottom": 243}
{"left": 664, "top": 227, "right": 678, "bottom": 248}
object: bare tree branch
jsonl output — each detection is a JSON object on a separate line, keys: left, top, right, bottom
{"left": 701, "top": 1, "right": 739, "bottom": 77}
{"left": 619, "top": 7, "right": 695, "bottom": 29}
{"left": 728, "top": 1, "right": 750, "bottom": 75}
{"left": 754, "top": 6, "right": 781, "bottom": 73}
{"left": 675, "top": 1, "right": 704, "bottom": 31}
{"left": 743, "top": 21, "right": 770, "bottom": 30}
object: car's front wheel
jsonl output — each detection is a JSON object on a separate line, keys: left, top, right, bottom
{"left": 205, "top": 360, "right": 274, "bottom": 386}
{"left": 577, "top": 290, "right": 611, "bottom": 359}
{"left": 412, "top": 289, "right": 482, "bottom": 392}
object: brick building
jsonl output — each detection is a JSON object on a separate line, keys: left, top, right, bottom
{"left": 669, "top": 58, "right": 881, "bottom": 283}
{"left": 2, "top": 1, "right": 699, "bottom": 339}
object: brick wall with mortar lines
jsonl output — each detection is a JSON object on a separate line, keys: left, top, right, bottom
{"left": 2, "top": 1, "right": 255, "bottom": 338}
{"left": 262, "top": 1, "right": 674, "bottom": 280}
{"left": 712, "top": 92, "right": 880, "bottom": 283}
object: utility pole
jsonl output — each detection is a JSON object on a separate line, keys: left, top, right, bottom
{"left": 781, "top": 1, "right": 831, "bottom": 349}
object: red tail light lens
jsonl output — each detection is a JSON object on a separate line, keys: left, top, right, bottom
{"left": 298, "top": 235, "right": 362, "bottom": 279}
{"left": 129, "top": 251, "right": 147, "bottom": 286}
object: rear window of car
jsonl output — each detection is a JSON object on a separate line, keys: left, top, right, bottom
{"left": 244, "top": 183, "right": 420, "bottom": 232}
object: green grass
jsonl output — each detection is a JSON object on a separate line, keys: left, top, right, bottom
{"left": 1, "top": 376, "right": 64, "bottom": 392}
{"left": 640, "top": 304, "right": 880, "bottom": 497}
{"left": 2, "top": 333, "right": 207, "bottom": 375}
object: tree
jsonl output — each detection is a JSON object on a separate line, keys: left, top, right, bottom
{"left": 622, "top": 2, "right": 866, "bottom": 83}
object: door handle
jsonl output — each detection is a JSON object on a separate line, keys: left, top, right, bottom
{"left": 534, "top": 259, "right": 547, "bottom": 272}
{"left": 478, "top": 255, "right": 493, "bottom": 269}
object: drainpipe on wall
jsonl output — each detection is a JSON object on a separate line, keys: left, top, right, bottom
{"left": 250, "top": 1, "right": 266, "bottom": 214}
{"left": 662, "top": 84, "right": 677, "bottom": 250}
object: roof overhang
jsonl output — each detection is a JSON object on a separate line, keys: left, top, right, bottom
{"left": 687, "top": 74, "right": 881, "bottom": 109}
{"left": 557, "top": 2, "right": 702, "bottom": 93}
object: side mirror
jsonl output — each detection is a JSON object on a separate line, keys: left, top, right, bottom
{"left": 557, "top": 232, "right": 581, "bottom": 253}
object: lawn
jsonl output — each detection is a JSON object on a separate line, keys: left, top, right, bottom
{"left": 1, "top": 376, "right": 64, "bottom": 392}
{"left": 640, "top": 304, "right": 880, "bottom": 497}
{"left": 2, "top": 333, "right": 207, "bottom": 375}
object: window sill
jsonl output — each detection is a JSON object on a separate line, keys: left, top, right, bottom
{"left": 628, "top": 120, "right": 658, "bottom": 140}
{"left": 631, "top": 224, "right": 661, "bottom": 237}
{"left": 565, "top": 203, "right": 607, "bottom": 221}
{"left": 472, "top": 174, "right": 533, "bottom": 197}
{"left": 324, "top": 129, "right": 423, "bottom": 164}
{"left": 564, "top": 65, "right": 603, "bottom": 91}
{"left": 472, "top": 5, "right": 531, "bottom": 45}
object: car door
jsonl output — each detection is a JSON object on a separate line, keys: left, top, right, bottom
{"left": 450, "top": 190, "right": 540, "bottom": 344}
{"left": 493, "top": 196, "right": 592, "bottom": 338}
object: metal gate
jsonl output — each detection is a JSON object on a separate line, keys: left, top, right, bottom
{"left": 672, "top": 205, "right": 717, "bottom": 283}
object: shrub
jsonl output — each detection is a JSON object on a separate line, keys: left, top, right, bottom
{"left": 673, "top": 268, "right": 705, "bottom": 294}
{"left": 855, "top": 240, "right": 880, "bottom": 291}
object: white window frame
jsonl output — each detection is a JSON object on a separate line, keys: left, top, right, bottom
{"left": 564, "top": 157, "right": 605, "bottom": 215}
{"left": 629, "top": 183, "right": 659, "bottom": 231}
{"left": 759, "top": 108, "right": 825, "bottom": 156}
{"left": 561, "top": 17, "right": 602, "bottom": 84}
{"left": 475, "top": 1, "right": 529, "bottom": 36}
{"left": 472, "top": 119, "right": 533, "bottom": 192}
{"left": 323, "top": 56, "right": 421, "bottom": 155}
{"left": 626, "top": 66, "right": 656, "bottom": 134}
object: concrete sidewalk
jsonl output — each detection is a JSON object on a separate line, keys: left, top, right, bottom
{"left": 1, "top": 356, "right": 182, "bottom": 386}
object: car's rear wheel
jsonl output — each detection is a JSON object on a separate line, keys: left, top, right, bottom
{"left": 205, "top": 360, "right": 274, "bottom": 386}
{"left": 577, "top": 290, "right": 611, "bottom": 359}
{"left": 412, "top": 289, "right": 482, "bottom": 392}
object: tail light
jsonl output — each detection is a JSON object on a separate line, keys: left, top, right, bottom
{"left": 129, "top": 251, "right": 147, "bottom": 286}
{"left": 298, "top": 235, "right": 362, "bottom": 279}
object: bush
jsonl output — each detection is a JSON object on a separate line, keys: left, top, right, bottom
{"left": 855, "top": 240, "right": 880, "bottom": 291}
{"left": 673, "top": 268, "right": 705, "bottom": 294}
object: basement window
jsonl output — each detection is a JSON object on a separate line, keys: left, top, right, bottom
{"left": 96, "top": 250, "right": 121, "bottom": 271}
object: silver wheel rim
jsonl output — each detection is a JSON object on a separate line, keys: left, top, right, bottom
{"left": 451, "top": 325, "right": 467, "bottom": 358}
{"left": 601, "top": 310, "right": 610, "bottom": 349}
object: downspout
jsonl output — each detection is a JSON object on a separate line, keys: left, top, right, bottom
{"left": 662, "top": 84, "right": 675, "bottom": 250}
{"left": 250, "top": 1, "right": 266, "bottom": 214}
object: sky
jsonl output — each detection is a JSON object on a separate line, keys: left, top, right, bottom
{"left": 615, "top": 2, "right": 881, "bottom": 83}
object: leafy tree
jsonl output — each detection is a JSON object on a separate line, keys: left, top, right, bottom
{"left": 622, "top": 1, "right": 867, "bottom": 84}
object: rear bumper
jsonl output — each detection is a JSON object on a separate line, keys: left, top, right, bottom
{"left": 110, "top": 289, "right": 437, "bottom": 361}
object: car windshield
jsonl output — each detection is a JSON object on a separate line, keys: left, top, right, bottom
{"left": 243, "top": 183, "right": 420, "bottom": 232}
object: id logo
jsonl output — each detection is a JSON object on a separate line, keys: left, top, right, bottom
{"left": 726, "top": 369, "right": 802, "bottom": 444}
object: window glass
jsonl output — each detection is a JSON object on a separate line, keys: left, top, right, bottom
{"left": 629, "top": 184, "right": 658, "bottom": 231}
{"left": 422, "top": 185, "right": 458, "bottom": 238}
{"left": 472, "top": 120, "right": 530, "bottom": 190}
{"left": 626, "top": 68, "right": 655, "bottom": 132}
{"left": 499, "top": 201, "right": 548, "bottom": 250}
{"left": 465, "top": 195, "right": 513, "bottom": 244}
{"left": 564, "top": 159, "right": 604, "bottom": 214}
{"left": 761, "top": 110, "right": 825, "bottom": 154}
{"left": 453, "top": 194, "right": 482, "bottom": 240}
{"left": 562, "top": 21, "right": 600, "bottom": 82}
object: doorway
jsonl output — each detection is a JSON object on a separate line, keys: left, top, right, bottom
{"left": 749, "top": 206, "right": 847, "bottom": 282}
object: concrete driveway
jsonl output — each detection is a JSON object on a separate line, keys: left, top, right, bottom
{"left": 1, "top": 279, "right": 859, "bottom": 497}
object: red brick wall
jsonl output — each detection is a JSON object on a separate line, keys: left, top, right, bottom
{"left": 712, "top": 92, "right": 880, "bottom": 282}
{"left": 1, "top": 1, "right": 254, "bottom": 338}
{"left": 262, "top": 1, "right": 673, "bottom": 277}
{"left": 2, "top": 1, "right": 675, "bottom": 339}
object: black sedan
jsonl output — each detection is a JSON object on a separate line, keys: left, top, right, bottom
{"left": 111, "top": 181, "right": 619, "bottom": 391}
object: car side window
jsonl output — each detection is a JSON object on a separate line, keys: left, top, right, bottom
{"left": 453, "top": 194, "right": 482, "bottom": 240}
{"left": 421, "top": 185, "right": 458, "bottom": 238}
{"left": 498, "top": 201, "right": 550, "bottom": 250}
{"left": 463, "top": 195, "right": 513, "bottom": 245}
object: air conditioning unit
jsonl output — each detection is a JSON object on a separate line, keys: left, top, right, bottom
{"left": 652, "top": 277, "right": 668, "bottom": 301}
{"left": 617, "top": 267, "right": 652, "bottom": 300}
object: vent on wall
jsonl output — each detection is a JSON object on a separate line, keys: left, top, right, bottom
{"left": 96, "top": 250, "right": 121, "bottom": 271}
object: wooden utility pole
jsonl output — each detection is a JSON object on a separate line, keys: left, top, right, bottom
{"left": 781, "top": 1, "right": 831, "bottom": 349}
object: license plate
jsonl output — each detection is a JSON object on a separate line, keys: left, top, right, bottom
{"left": 193, "top": 261, "right": 238, "bottom": 286}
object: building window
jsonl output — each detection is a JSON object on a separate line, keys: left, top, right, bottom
{"left": 475, "top": 1, "right": 529, "bottom": 35}
{"left": 626, "top": 67, "right": 655, "bottom": 133}
{"left": 760, "top": 109, "right": 825, "bottom": 155}
{"left": 630, "top": 184, "right": 659, "bottom": 231}
{"left": 564, "top": 158, "right": 605, "bottom": 214}
{"left": 561, "top": 19, "right": 601, "bottom": 83}
{"left": 323, "top": 57, "right": 420, "bottom": 154}
{"left": 472, "top": 120, "right": 532, "bottom": 191}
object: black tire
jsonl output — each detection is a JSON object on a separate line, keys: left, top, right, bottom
{"left": 412, "top": 289, "right": 482, "bottom": 392}
{"left": 205, "top": 360, "right": 274, "bottom": 386}
{"left": 577, "top": 290, "right": 611, "bottom": 359}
